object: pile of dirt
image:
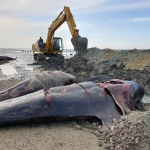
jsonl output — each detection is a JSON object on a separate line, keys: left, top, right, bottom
{"left": 94, "top": 109, "right": 150, "bottom": 150}
{"left": 65, "top": 48, "right": 150, "bottom": 93}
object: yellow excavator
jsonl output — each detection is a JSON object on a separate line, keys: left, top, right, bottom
{"left": 32, "top": 6, "right": 88, "bottom": 61}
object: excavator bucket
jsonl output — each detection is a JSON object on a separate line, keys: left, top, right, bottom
{"left": 71, "top": 37, "right": 88, "bottom": 54}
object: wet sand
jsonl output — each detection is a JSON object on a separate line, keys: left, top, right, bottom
{"left": 0, "top": 123, "right": 101, "bottom": 150}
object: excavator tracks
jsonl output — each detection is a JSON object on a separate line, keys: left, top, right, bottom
{"left": 34, "top": 54, "right": 46, "bottom": 61}
{"left": 34, "top": 53, "right": 65, "bottom": 63}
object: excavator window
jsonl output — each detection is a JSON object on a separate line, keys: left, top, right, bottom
{"left": 53, "top": 38, "right": 63, "bottom": 51}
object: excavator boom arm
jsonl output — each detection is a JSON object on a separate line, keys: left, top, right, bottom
{"left": 64, "top": 6, "right": 77, "bottom": 37}
{"left": 46, "top": 6, "right": 80, "bottom": 51}
{"left": 46, "top": 14, "right": 66, "bottom": 51}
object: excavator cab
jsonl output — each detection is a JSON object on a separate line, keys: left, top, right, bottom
{"left": 53, "top": 37, "right": 63, "bottom": 51}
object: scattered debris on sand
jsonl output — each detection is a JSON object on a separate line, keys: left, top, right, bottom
{"left": 96, "top": 110, "right": 150, "bottom": 150}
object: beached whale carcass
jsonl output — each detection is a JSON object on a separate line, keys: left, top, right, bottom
{"left": 0, "top": 71, "right": 76, "bottom": 102}
{"left": 0, "top": 78, "right": 145, "bottom": 131}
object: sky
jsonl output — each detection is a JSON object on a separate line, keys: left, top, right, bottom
{"left": 0, "top": 0, "right": 150, "bottom": 49}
